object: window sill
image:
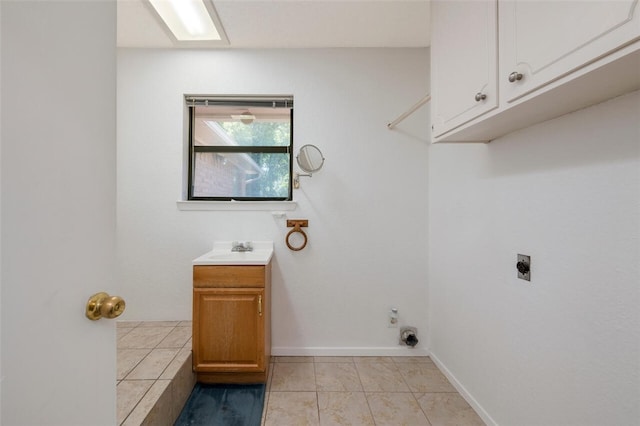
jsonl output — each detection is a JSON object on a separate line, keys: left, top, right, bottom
{"left": 176, "top": 200, "right": 298, "bottom": 211}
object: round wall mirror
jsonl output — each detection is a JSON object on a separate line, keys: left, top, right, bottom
{"left": 296, "top": 144, "right": 325, "bottom": 174}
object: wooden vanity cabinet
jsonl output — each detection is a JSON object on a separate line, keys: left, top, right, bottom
{"left": 192, "top": 263, "right": 271, "bottom": 384}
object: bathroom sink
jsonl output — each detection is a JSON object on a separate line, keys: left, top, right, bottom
{"left": 193, "top": 241, "right": 274, "bottom": 265}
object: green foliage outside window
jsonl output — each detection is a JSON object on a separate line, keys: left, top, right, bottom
{"left": 219, "top": 121, "right": 291, "bottom": 198}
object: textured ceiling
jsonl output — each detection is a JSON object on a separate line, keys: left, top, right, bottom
{"left": 117, "top": 0, "right": 430, "bottom": 48}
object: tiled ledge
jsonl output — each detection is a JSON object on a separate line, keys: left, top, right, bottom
{"left": 117, "top": 321, "right": 195, "bottom": 426}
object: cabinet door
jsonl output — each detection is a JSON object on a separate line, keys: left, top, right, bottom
{"left": 431, "top": 0, "right": 498, "bottom": 138}
{"left": 193, "top": 288, "right": 265, "bottom": 372}
{"left": 500, "top": 0, "right": 640, "bottom": 103}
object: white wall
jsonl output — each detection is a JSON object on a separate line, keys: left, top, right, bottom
{"left": 0, "top": 2, "right": 3, "bottom": 417}
{"left": 117, "top": 48, "right": 430, "bottom": 354}
{"left": 428, "top": 91, "right": 640, "bottom": 425}
{"left": 1, "top": 1, "right": 117, "bottom": 424}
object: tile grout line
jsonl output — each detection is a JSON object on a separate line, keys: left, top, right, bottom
{"left": 349, "top": 357, "right": 377, "bottom": 425}
{"left": 393, "top": 357, "right": 432, "bottom": 425}
{"left": 117, "top": 321, "right": 193, "bottom": 425}
{"left": 119, "top": 322, "right": 157, "bottom": 425}
{"left": 253, "top": 356, "right": 484, "bottom": 426}
{"left": 118, "top": 323, "right": 145, "bottom": 425}
{"left": 120, "top": 349, "right": 152, "bottom": 381}
{"left": 121, "top": 323, "right": 178, "bottom": 380}
{"left": 120, "top": 381, "right": 155, "bottom": 426}
{"left": 261, "top": 365, "right": 271, "bottom": 426}
{"left": 312, "top": 361, "right": 320, "bottom": 424}
{"left": 153, "top": 324, "right": 182, "bottom": 380}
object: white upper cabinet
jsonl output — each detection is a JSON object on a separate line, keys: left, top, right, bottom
{"left": 431, "top": 0, "right": 498, "bottom": 137}
{"left": 500, "top": 0, "right": 640, "bottom": 103}
{"left": 431, "top": 0, "right": 640, "bottom": 143}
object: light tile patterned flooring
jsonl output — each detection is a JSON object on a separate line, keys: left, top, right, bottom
{"left": 117, "top": 321, "right": 195, "bottom": 426}
{"left": 117, "top": 322, "right": 484, "bottom": 425}
{"left": 262, "top": 356, "right": 485, "bottom": 426}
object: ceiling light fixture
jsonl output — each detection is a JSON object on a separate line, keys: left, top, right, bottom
{"left": 231, "top": 112, "right": 256, "bottom": 125}
{"left": 148, "top": 0, "right": 224, "bottom": 41}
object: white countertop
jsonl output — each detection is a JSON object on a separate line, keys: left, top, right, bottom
{"left": 192, "top": 241, "right": 274, "bottom": 265}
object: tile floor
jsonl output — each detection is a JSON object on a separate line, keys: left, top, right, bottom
{"left": 118, "top": 322, "right": 484, "bottom": 426}
{"left": 117, "top": 321, "right": 196, "bottom": 426}
{"left": 262, "top": 356, "right": 485, "bottom": 426}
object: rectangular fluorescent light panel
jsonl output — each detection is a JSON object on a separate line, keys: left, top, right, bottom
{"left": 149, "top": 0, "right": 222, "bottom": 41}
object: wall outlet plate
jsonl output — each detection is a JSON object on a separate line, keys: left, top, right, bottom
{"left": 388, "top": 308, "right": 398, "bottom": 328}
{"left": 517, "top": 254, "right": 531, "bottom": 281}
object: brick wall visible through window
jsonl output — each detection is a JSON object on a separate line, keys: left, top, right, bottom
{"left": 192, "top": 153, "right": 236, "bottom": 197}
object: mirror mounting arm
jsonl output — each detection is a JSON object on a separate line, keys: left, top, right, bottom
{"left": 293, "top": 172, "right": 313, "bottom": 189}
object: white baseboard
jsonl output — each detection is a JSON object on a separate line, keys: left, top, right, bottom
{"left": 428, "top": 352, "right": 498, "bottom": 426}
{"left": 271, "top": 346, "right": 430, "bottom": 357}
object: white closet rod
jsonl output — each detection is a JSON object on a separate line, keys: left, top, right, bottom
{"left": 387, "top": 94, "right": 431, "bottom": 129}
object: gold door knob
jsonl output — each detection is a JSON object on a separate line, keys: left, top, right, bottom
{"left": 86, "top": 292, "right": 126, "bottom": 321}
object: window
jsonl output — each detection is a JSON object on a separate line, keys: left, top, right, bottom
{"left": 186, "top": 95, "right": 293, "bottom": 201}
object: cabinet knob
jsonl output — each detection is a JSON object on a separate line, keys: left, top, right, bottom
{"left": 508, "top": 72, "right": 524, "bottom": 83}
{"left": 475, "top": 92, "right": 487, "bottom": 102}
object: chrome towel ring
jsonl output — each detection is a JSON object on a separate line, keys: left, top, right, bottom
{"left": 286, "top": 219, "right": 308, "bottom": 251}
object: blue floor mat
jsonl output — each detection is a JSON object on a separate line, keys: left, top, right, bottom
{"left": 174, "top": 383, "right": 266, "bottom": 426}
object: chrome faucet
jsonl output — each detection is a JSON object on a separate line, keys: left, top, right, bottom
{"left": 231, "top": 241, "right": 253, "bottom": 252}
